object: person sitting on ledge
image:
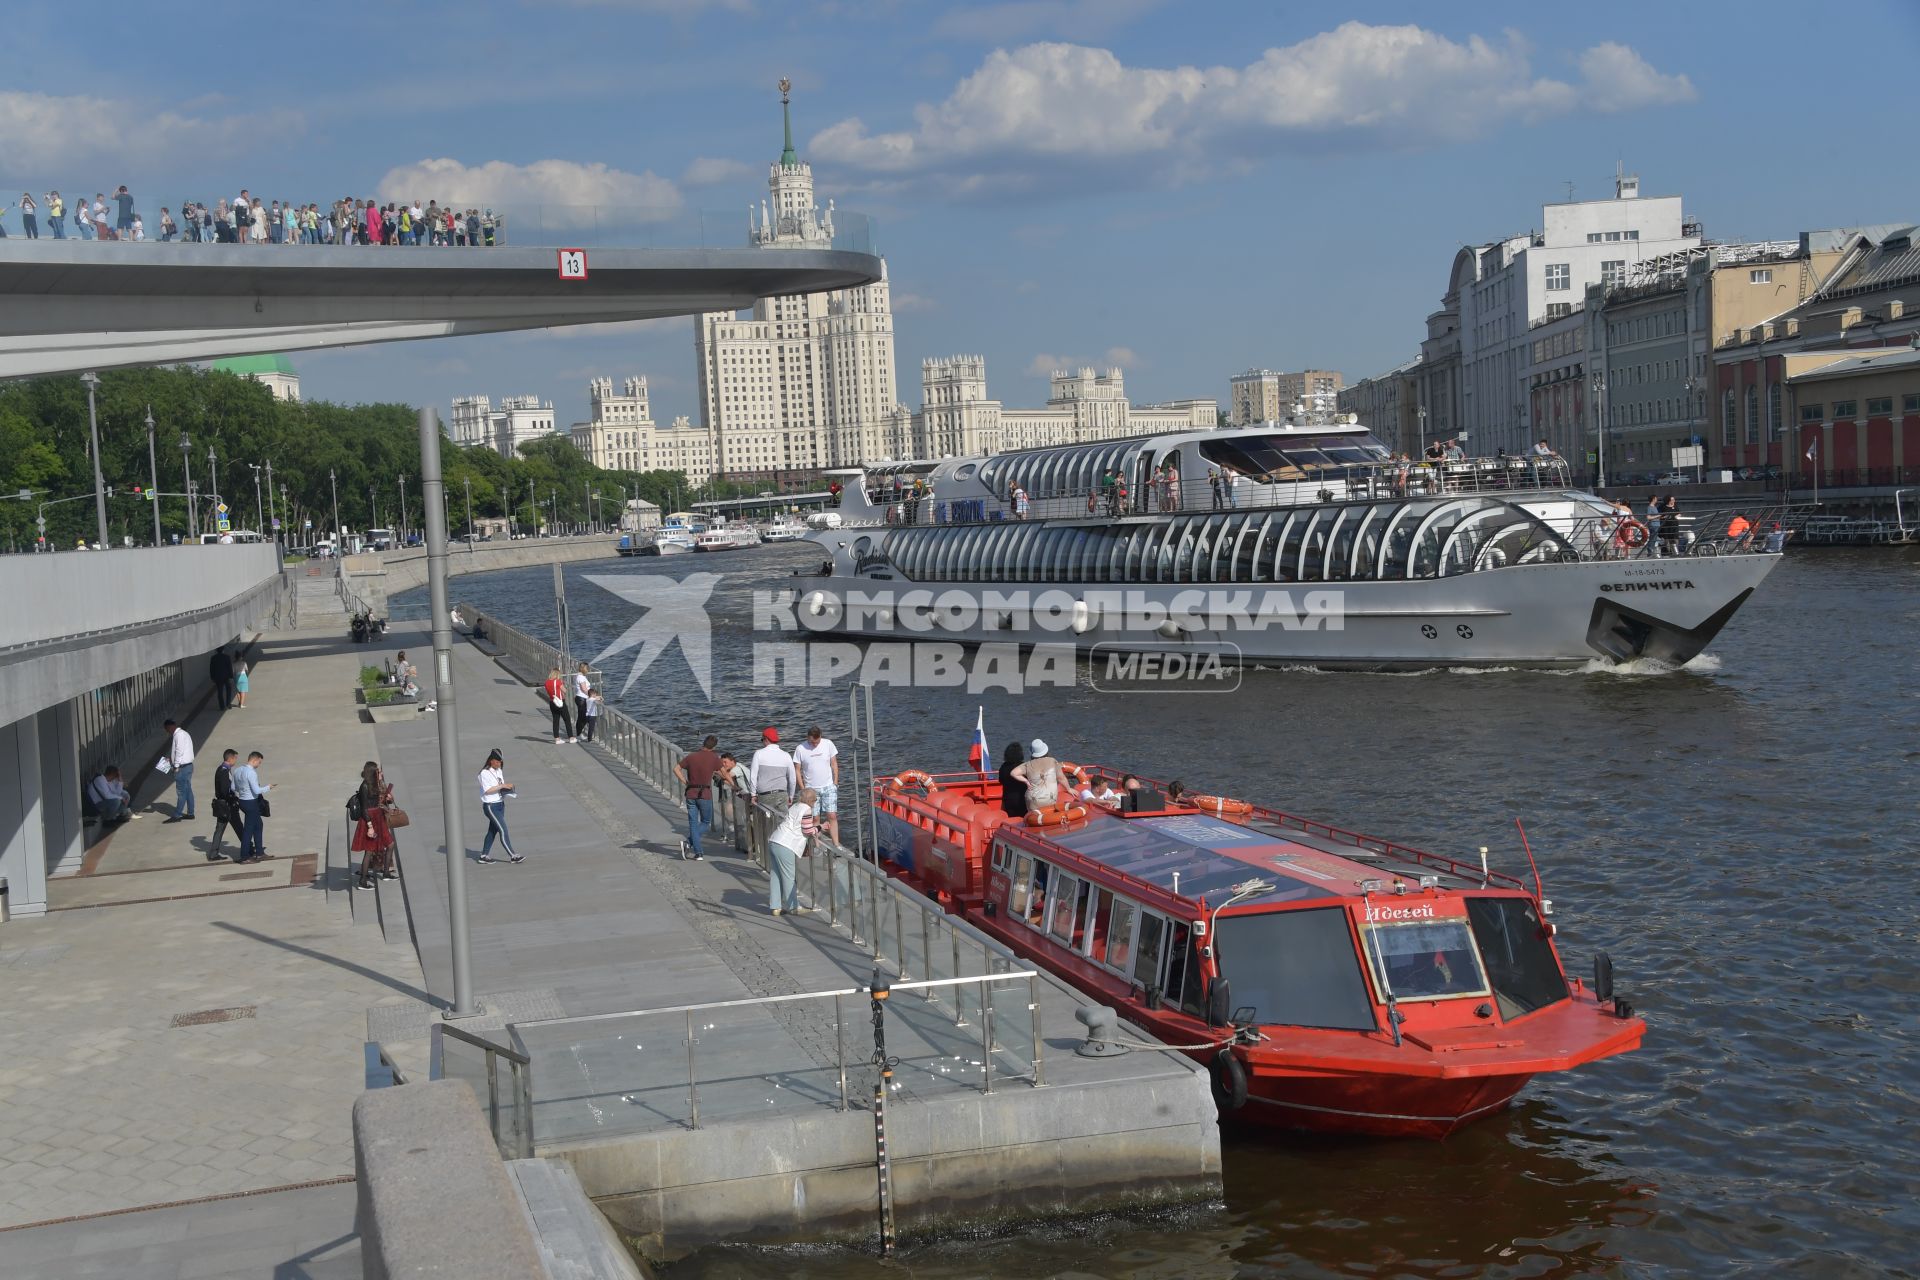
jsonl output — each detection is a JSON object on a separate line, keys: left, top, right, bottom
{"left": 87, "top": 766, "right": 136, "bottom": 825}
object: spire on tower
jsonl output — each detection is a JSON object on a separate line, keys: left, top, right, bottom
{"left": 778, "top": 77, "right": 798, "bottom": 166}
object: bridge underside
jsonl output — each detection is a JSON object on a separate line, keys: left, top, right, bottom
{"left": 0, "top": 242, "right": 883, "bottom": 379}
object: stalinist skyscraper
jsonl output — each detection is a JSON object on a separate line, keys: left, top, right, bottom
{"left": 695, "top": 80, "right": 902, "bottom": 484}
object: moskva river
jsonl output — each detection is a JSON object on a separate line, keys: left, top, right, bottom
{"left": 403, "top": 543, "right": 1920, "bottom": 1277}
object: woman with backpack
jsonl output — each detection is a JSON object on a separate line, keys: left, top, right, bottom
{"left": 542, "top": 667, "right": 573, "bottom": 744}
{"left": 349, "top": 760, "right": 399, "bottom": 889}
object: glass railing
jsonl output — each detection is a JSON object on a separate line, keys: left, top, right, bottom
{"left": 430, "top": 1021, "right": 534, "bottom": 1159}
{"left": 0, "top": 194, "right": 876, "bottom": 255}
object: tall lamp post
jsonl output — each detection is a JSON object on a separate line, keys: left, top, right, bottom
{"left": 398, "top": 473, "right": 410, "bottom": 538}
{"left": 207, "top": 445, "right": 219, "bottom": 512}
{"left": 370, "top": 485, "right": 380, "bottom": 532}
{"left": 180, "top": 432, "right": 195, "bottom": 538}
{"left": 144, "top": 405, "right": 163, "bottom": 546}
{"left": 417, "top": 407, "right": 476, "bottom": 1018}
{"left": 463, "top": 475, "right": 473, "bottom": 540}
{"left": 1684, "top": 376, "right": 1702, "bottom": 483}
{"left": 250, "top": 464, "right": 264, "bottom": 533}
{"left": 265, "top": 460, "right": 279, "bottom": 542}
{"left": 81, "top": 372, "right": 109, "bottom": 549}
{"left": 329, "top": 468, "right": 341, "bottom": 545}
{"left": 1590, "top": 372, "right": 1609, "bottom": 489}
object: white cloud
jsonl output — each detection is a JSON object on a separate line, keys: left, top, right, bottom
{"left": 891, "top": 290, "right": 937, "bottom": 312}
{"left": 0, "top": 90, "right": 305, "bottom": 172}
{"left": 811, "top": 24, "right": 1697, "bottom": 196}
{"left": 932, "top": 0, "right": 1161, "bottom": 42}
{"left": 376, "top": 159, "right": 682, "bottom": 224}
{"left": 1027, "top": 349, "right": 1133, "bottom": 376}
{"left": 680, "top": 156, "right": 755, "bottom": 187}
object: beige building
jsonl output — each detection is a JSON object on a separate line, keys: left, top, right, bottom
{"left": 914, "top": 359, "right": 1215, "bottom": 458}
{"left": 695, "top": 90, "right": 902, "bottom": 482}
{"left": 447, "top": 393, "right": 556, "bottom": 459}
{"left": 1229, "top": 368, "right": 1344, "bottom": 425}
{"left": 1337, "top": 359, "right": 1421, "bottom": 457}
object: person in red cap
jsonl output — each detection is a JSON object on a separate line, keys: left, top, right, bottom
{"left": 749, "top": 726, "right": 797, "bottom": 819}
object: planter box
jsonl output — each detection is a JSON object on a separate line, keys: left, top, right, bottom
{"left": 363, "top": 702, "right": 420, "bottom": 724}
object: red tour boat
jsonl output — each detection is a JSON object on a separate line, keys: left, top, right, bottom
{"left": 870, "top": 768, "right": 1644, "bottom": 1139}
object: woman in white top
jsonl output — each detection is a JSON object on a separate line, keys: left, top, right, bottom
{"left": 1013, "top": 738, "right": 1062, "bottom": 809}
{"left": 475, "top": 749, "right": 522, "bottom": 863}
{"left": 571, "top": 662, "right": 592, "bottom": 740}
{"left": 765, "top": 786, "right": 817, "bottom": 915}
{"left": 250, "top": 202, "right": 268, "bottom": 244}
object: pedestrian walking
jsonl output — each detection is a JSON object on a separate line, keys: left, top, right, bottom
{"left": 233, "top": 660, "right": 251, "bottom": 709}
{"left": 475, "top": 749, "right": 522, "bottom": 863}
{"left": 673, "top": 734, "right": 723, "bottom": 861}
{"left": 208, "top": 749, "right": 239, "bottom": 861}
{"left": 160, "top": 719, "right": 196, "bottom": 821}
{"left": 765, "top": 787, "right": 818, "bottom": 916}
{"left": 541, "top": 668, "right": 573, "bottom": 743}
{"left": 793, "top": 725, "right": 841, "bottom": 845}
{"left": 349, "top": 761, "right": 399, "bottom": 888}
{"left": 209, "top": 646, "right": 235, "bottom": 710}
{"left": 749, "top": 727, "right": 797, "bottom": 819}
{"left": 230, "top": 751, "right": 272, "bottom": 862}
{"left": 571, "top": 662, "right": 592, "bottom": 740}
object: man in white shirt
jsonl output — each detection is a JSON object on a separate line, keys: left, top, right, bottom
{"left": 161, "top": 719, "right": 196, "bottom": 822}
{"left": 749, "top": 727, "right": 798, "bottom": 818}
{"left": 87, "top": 766, "right": 136, "bottom": 825}
{"left": 1531, "top": 438, "right": 1555, "bottom": 458}
{"left": 1079, "top": 776, "right": 1121, "bottom": 811}
{"left": 793, "top": 725, "right": 841, "bottom": 844}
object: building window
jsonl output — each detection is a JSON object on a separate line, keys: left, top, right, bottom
{"left": 1722, "top": 389, "right": 1736, "bottom": 445}
{"left": 1750, "top": 269, "right": 1772, "bottom": 284}
{"left": 1587, "top": 233, "right": 1603, "bottom": 243}
{"left": 1547, "top": 302, "right": 1573, "bottom": 318}
{"left": 1605, "top": 231, "right": 1622, "bottom": 242}
{"left": 1546, "top": 263, "right": 1571, "bottom": 291}
{"left": 1832, "top": 400, "right": 1858, "bottom": 419}
{"left": 1904, "top": 393, "right": 1920, "bottom": 413}
{"left": 1744, "top": 387, "right": 1759, "bottom": 444}
{"left": 1866, "top": 396, "right": 1892, "bottom": 415}
{"left": 1799, "top": 403, "right": 1823, "bottom": 423}
{"left": 1769, "top": 385, "right": 1782, "bottom": 439}
{"left": 1601, "top": 260, "right": 1627, "bottom": 287}
{"left": 1626, "top": 230, "right": 1640, "bottom": 241}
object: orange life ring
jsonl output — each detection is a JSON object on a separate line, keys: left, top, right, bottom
{"left": 890, "top": 769, "right": 939, "bottom": 793}
{"left": 1058, "top": 762, "right": 1090, "bottom": 791}
{"left": 1189, "top": 794, "right": 1252, "bottom": 817}
{"left": 1616, "top": 519, "right": 1650, "bottom": 549}
{"left": 1023, "top": 802, "right": 1089, "bottom": 827}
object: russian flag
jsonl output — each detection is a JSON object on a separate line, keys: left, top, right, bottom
{"left": 1805, "top": 436, "right": 1820, "bottom": 462}
{"left": 967, "top": 706, "right": 989, "bottom": 774}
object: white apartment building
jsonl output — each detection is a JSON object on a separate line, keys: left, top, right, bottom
{"left": 448, "top": 393, "right": 557, "bottom": 458}
{"left": 571, "top": 377, "right": 658, "bottom": 473}
{"left": 1451, "top": 170, "right": 1701, "bottom": 455}
{"left": 911, "top": 358, "right": 1215, "bottom": 459}
{"left": 694, "top": 91, "right": 903, "bottom": 482}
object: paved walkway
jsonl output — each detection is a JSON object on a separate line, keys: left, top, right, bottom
{"left": 0, "top": 614, "right": 431, "bottom": 1239}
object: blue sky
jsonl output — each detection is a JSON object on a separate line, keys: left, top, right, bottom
{"left": 10, "top": 1, "right": 1919, "bottom": 435}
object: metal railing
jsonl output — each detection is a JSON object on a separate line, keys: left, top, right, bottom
{"left": 430, "top": 1021, "right": 534, "bottom": 1160}
{"left": 506, "top": 966, "right": 1040, "bottom": 1139}
{"left": 364, "top": 1041, "right": 408, "bottom": 1089}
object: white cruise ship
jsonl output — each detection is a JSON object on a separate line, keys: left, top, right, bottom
{"left": 791, "top": 424, "right": 1784, "bottom": 668}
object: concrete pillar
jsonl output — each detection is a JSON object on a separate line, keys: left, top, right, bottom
{"left": 40, "top": 704, "right": 86, "bottom": 879}
{"left": 0, "top": 716, "right": 50, "bottom": 919}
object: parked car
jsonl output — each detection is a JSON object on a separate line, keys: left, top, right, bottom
{"left": 1657, "top": 471, "right": 1693, "bottom": 485}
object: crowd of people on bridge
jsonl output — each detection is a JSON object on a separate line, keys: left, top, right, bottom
{"left": 0, "top": 185, "right": 508, "bottom": 246}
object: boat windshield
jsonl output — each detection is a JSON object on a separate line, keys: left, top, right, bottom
{"left": 1213, "top": 908, "right": 1377, "bottom": 1031}
{"left": 1465, "top": 897, "right": 1569, "bottom": 1019}
{"left": 1201, "top": 433, "right": 1389, "bottom": 482}
{"left": 1364, "top": 920, "right": 1490, "bottom": 1001}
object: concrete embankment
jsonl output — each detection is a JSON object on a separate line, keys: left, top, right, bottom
{"left": 341, "top": 536, "right": 621, "bottom": 616}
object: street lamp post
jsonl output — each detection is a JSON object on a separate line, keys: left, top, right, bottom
{"left": 528, "top": 480, "right": 536, "bottom": 535}
{"left": 1590, "top": 373, "right": 1609, "bottom": 489}
{"left": 180, "top": 432, "right": 195, "bottom": 537}
{"left": 250, "top": 464, "right": 264, "bottom": 533}
{"left": 463, "top": 475, "right": 473, "bottom": 540}
{"left": 265, "top": 460, "right": 278, "bottom": 542}
{"left": 370, "top": 486, "right": 380, "bottom": 532}
{"left": 1417, "top": 405, "right": 1429, "bottom": 455}
{"left": 330, "top": 468, "right": 340, "bottom": 545}
{"left": 144, "top": 405, "right": 163, "bottom": 546}
{"left": 399, "top": 473, "right": 409, "bottom": 538}
{"left": 81, "top": 372, "right": 109, "bottom": 549}
{"left": 1684, "top": 376, "right": 1702, "bottom": 483}
{"left": 416, "top": 407, "right": 477, "bottom": 1018}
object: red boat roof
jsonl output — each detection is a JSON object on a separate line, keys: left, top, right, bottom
{"left": 1042, "top": 811, "right": 1395, "bottom": 905}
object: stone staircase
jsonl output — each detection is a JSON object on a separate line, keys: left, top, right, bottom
{"left": 294, "top": 562, "right": 344, "bottom": 626}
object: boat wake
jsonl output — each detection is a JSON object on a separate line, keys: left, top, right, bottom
{"left": 1581, "top": 652, "right": 1723, "bottom": 677}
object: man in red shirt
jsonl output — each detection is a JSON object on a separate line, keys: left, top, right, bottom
{"left": 542, "top": 667, "right": 573, "bottom": 744}
{"left": 672, "top": 734, "right": 724, "bottom": 861}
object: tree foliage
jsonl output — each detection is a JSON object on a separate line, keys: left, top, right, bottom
{"left": 0, "top": 366, "right": 700, "bottom": 548}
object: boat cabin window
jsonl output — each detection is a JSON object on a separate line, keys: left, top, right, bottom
{"left": 1465, "top": 897, "right": 1569, "bottom": 1019}
{"left": 1161, "top": 922, "right": 1204, "bottom": 1017}
{"left": 1212, "top": 908, "right": 1377, "bottom": 1031}
{"left": 1106, "top": 899, "right": 1138, "bottom": 973}
{"left": 1010, "top": 855, "right": 1034, "bottom": 918}
{"left": 1025, "top": 861, "right": 1052, "bottom": 930}
{"left": 991, "top": 839, "right": 1013, "bottom": 874}
{"left": 1132, "top": 912, "right": 1167, "bottom": 992}
{"left": 1364, "top": 919, "right": 1490, "bottom": 1001}
{"left": 1087, "top": 889, "right": 1115, "bottom": 963}
{"left": 1050, "top": 876, "right": 1090, "bottom": 949}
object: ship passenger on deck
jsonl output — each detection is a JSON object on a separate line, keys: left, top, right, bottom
{"left": 998, "top": 742, "right": 1028, "bottom": 818}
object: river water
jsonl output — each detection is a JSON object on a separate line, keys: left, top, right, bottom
{"left": 400, "top": 545, "right": 1920, "bottom": 1277}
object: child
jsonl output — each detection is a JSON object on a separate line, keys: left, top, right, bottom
{"left": 581, "top": 687, "right": 603, "bottom": 742}
{"left": 234, "top": 660, "right": 250, "bottom": 709}
{"left": 130, "top": 214, "right": 145, "bottom": 241}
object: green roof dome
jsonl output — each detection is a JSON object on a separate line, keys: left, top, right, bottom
{"left": 212, "top": 354, "right": 298, "bottom": 377}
